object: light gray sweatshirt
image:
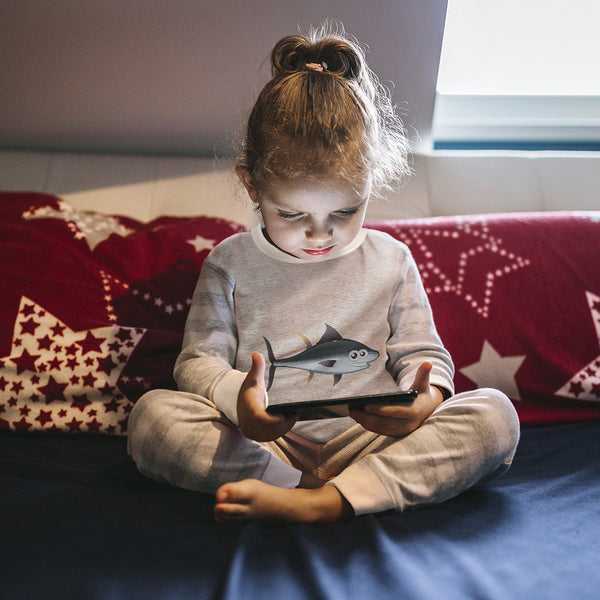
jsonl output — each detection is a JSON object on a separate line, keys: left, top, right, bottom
{"left": 174, "top": 225, "right": 454, "bottom": 442}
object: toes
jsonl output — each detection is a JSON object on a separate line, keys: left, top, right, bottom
{"left": 215, "top": 480, "right": 252, "bottom": 504}
{"left": 214, "top": 502, "right": 248, "bottom": 523}
{"left": 214, "top": 484, "right": 232, "bottom": 504}
{"left": 214, "top": 480, "right": 257, "bottom": 523}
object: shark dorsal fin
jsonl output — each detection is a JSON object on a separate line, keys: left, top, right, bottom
{"left": 297, "top": 333, "right": 312, "bottom": 349}
{"left": 318, "top": 324, "right": 343, "bottom": 344}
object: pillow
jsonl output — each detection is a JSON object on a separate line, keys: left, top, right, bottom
{"left": 368, "top": 213, "right": 600, "bottom": 424}
{"left": 0, "top": 191, "right": 246, "bottom": 434}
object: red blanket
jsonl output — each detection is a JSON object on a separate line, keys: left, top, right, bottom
{"left": 1, "top": 191, "right": 599, "bottom": 432}
{"left": 0, "top": 193, "right": 244, "bottom": 433}
{"left": 369, "top": 214, "right": 600, "bottom": 423}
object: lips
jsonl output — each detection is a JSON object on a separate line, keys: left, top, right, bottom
{"left": 303, "top": 246, "right": 335, "bottom": 256}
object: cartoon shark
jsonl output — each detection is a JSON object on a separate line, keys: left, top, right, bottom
{"left": 263, "top": 324, "right": 379, "bottom": 391}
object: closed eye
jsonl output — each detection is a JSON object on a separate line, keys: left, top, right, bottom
{"left": 278, "top": 211, "right": 304, "bottom": 221}
{"left": 332, "top": 207, "right": 360, "bottom": 219}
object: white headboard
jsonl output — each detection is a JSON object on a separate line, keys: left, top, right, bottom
{"left": 1, "top": 150, "right": 599, "bottom": 225}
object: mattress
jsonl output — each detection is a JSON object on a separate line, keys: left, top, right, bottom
{"left": 2, "top": 421, "right": 598, "bottom": 600}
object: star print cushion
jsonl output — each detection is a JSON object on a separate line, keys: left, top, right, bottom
{"left": 368, "top": 213, "right": 600, "bottom": 424}
{"left": 0, "top": 191, "right": 246, "bottom": 434}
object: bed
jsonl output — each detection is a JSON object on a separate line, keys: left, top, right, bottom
{"left": 1, "top": 151, "right": 600, "bottom": 600}
{"left": 3, "top": 421, "right": 598, "bottom": 599}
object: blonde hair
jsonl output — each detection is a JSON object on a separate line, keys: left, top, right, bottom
{"left": 238, "top": 24, "right": 411, "bottom": 197}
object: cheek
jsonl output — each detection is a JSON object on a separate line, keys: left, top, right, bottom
{"left": 265, "top": 219, "right": 302, "bottom": 245}
{"left": 335, "top": 217, "right": 362, "bottom": 239}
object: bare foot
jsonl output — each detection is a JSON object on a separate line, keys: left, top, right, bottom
{"left": 214, "top": 479, "right": 353, "bottom": 524}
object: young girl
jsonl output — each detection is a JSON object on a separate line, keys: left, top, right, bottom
{"left": 127, "top": 25, "right": 520, "bottom": 524}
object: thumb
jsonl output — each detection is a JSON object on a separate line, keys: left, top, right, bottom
{"left": 412, "top": 361, "right": 432, "bottom": 393}
{"left": 245, "top": 352, "right": 266, "bottom": 389}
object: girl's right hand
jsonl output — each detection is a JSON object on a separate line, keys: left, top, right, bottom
{"left": 237, "top": 353, "right": 297, "bottom": 442}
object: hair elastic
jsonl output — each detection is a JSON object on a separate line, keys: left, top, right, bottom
{"left": 305, "top": 62, "right": 327, "bottom": 72}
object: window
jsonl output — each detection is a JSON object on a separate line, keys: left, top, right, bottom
{"left": 432, "top": 0, "right": 600, "bottom": 150}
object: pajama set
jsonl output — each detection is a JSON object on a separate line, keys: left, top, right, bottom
{"left": 127, "top": 226, "right": 520, "bottom": 515}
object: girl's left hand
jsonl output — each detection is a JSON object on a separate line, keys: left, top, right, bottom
{"left": 350, "top": 361, "right": 444, "bottom": 437}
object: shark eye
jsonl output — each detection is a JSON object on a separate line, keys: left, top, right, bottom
{"left": 349, "top": 348, "right": 368, "bottom": 361}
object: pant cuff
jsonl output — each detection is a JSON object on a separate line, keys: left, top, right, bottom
{"left": 262, "top": 454, "right": 302, "bottom": 489}
{"left": 328, "top": 460, "right": 396, "bottom": 516}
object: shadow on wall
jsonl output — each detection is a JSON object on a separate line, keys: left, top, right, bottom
{"left": 1, "top": 149, "right": 599, "bottom": 224}
{"left": 0, "top": 150, "right": 432, "bottom": 223}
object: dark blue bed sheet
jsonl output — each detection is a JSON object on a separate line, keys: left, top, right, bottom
{"left": 1, "top": 421, "right": 599, "bottom": 600}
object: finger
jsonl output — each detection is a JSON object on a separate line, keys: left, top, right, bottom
{"left": 239, "top": 354, "right": 267, "bottom": 413}
{"left": 362, "top": 403, "right": 414, "bottom": 417}
{"left": 411, "top": 361, "right": 432, "bottom": 393}
{"left": 242, "top": 401, "right": 297, "bottom": 436}
{"left": 253, "top": 407, "right": 295, "bottom": 427}
{"left": 267, "top": 416, "right": 298, "bottom": 437}
{"left": 350, "top": 410, "right": 413, "bottom": 437}
{"left": 244, "top": 352, "right": 266, "bottom": 389}
{"left": 243, "top": 416, "right": 297, "bottom": 442}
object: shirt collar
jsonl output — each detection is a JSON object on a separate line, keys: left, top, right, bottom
{"left": 251, "top": 225, "right": 367, "bottom": 263}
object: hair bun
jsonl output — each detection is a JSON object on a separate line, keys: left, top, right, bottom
{"left": 241, "top": 24, "right": 410, "bottom": 196}
{"left": 271, "top": 35, "right": 311, "bottom": 75}
{"left": 271, "top": 32, "right": 364, "bottom": 81}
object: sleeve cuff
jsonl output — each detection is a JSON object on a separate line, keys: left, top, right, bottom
{"left": 212, "top": 370, "right": 247, "bottom": 425}
{"left": 399, "top": 372, "right": 454, "bottom": 401}
{"left": 212, "top": 370, "right": 269, "bottom": 425}
{"left": 432, "top": 384, "right": 452, "bottom": 401}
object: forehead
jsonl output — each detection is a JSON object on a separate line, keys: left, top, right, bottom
{"left": 263, "top": 180, "right": 367, "bottom": 210}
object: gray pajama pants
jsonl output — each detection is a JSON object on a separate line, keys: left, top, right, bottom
{"left": 127, "top": 388, "right": 520, "bottom": 516}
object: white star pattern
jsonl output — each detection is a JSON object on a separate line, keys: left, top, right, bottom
{"left": 391, "top": 218, "right": 531, "bottom": 318}
{"left": 0, "top": 296, "right": 147, "bottom": 433}
{"left": 555, "top": 291, "right": 600, "bottom": 401}
{"left": 130, "top": 287, "right": 192, "bottom": 316}
{"left": 100, "top": 270, "right": 130, "bottom": 323}
{"left": 23, "top": 201, "right": 132, "bottom": 250}
{"left": 2, "top": 199, "right": 250, "bottom": 434}
{"left": 460, "top": 340, "right": 526, "bottom": 400}
{"left": 187, "top": 234, "right": 215, "bottom": 253}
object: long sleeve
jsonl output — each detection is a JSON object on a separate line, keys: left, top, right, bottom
{"left": 385, "top": 248, "right": 455, "bottom": 396}
{"left": 173, "top": 258, "right": 247, "bottom": 424}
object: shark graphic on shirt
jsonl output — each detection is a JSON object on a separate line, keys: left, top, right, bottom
{"left": 263, "top": 324, "right": 379, "bottom": 391}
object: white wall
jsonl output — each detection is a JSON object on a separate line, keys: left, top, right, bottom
{"left": 2, "top": 150, "right": 598, "bottom": 225}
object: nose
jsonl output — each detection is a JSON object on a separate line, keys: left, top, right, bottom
{"left": 305, "top": 219, "right": 333, "bottom": 243}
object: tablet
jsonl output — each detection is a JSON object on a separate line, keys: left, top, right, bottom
{"left": 266, "top": 390, "right": 418, "bottom": 421}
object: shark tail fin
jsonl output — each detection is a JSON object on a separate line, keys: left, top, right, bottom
{"left": 263, "top": 337, "right": 277, "bottom": 392}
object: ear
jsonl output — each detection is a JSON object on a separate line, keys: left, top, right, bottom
{"left": 236, "top": 166, "right": 259, "bottom": 203}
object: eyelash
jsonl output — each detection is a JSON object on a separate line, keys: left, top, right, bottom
{"left": 278, "top": 208, "right": 359, "bottom": 221}
{"left": 278, "top": 212, "right": 303, "bottom": 221}
{"left": 333, "top": 208, "right": 359, "bottom": 219}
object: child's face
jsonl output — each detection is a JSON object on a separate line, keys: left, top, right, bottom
{"left": 255, "top": 179, "right": 369, "bottom": 262}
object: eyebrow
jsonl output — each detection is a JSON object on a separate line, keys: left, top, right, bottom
{"left": 335, "top": 199, "right": 366, "bottom": 212}
{"left": 277, "top": 198, "right": 365, "bottom": 214}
